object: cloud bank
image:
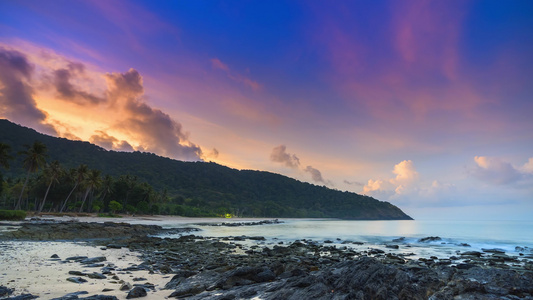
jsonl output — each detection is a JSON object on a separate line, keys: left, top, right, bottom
{"left": 0, "top": 46, "right": 205, "bottom": 161}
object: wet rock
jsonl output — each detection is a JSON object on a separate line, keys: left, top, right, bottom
{"left": 126, "top": 286, "right": 147, "bottom": 299}
{"left": 368, "top": 248, "right": 385, "bottom": 255}
{"left": 482, "top": 248, "right": 506, "bottom": 254}
{"left": 460, "top": 251, "right": 483, "bottom": 257}
{"left": 1, "top": 221, "right": 197, "bottom": 240}
{"left": 51, "top": 254, "right": 60, "bottom": 258}
{"left": 392, "top": 237, "right": 405, "bottom": 242}
{"left": 418, "top": 236, "right": 441, "bottom": 242}
{"left": 67, "top": 277, "right": 88, "bottom": 284}
{"left": 386, "top": 244, "right": 399, "bottom": 249}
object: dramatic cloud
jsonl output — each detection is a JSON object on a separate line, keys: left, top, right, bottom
{"left": 270, "top": 145, "right": 300, "bottom": 169}
{"left": 1, "top": 46, "right": 205, "bottom": 162}
{"left": 52, "top": 62, "right": 105, "bottom": 105}
{"left": 470, "top": 156, "right": 527, "bottom": 185}
{"left": 0, "top": 47, "right": 56, "bottom": 135}
{"left": 105, "top": 69, "right": 203, "bottom": 160}
{"left": 89, "top": 130, "right": 133, "bottom": 152}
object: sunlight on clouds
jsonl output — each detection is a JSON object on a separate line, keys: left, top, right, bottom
{"left": 0, "top": 45, "right": 206, "bottom": 162}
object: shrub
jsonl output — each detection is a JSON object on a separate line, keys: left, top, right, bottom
{"left": 0, "top": 210, "right": 27, "bottom": 221}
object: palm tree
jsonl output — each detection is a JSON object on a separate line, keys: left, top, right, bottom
{"left": 99, "top": 175, "right": 114, "bottom": 208}
{"left": 38, "top": 161, "right": 63, "bottom": 213}
{"left": 79, "top": 169, "right": 102, "bottom": 213}
{"left": 16, "top": 141, "right": 47, "bottom": 210}
{"left": 0, "top": 143, "right": 13, "bottom": 170}
{"left": 60, "top": 164, "right": 88, "bottom": 212}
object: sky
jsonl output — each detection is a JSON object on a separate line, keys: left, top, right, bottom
{"left": 0, "top": 0, "right": 532, "bottom": 220}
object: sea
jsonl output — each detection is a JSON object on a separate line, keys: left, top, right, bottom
{"left": 154, "top": 219, "right": 533, "bottom": 260}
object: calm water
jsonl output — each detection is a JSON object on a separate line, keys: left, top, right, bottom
{"left": 160, "top": 219, "right": 533, "bottom": 259}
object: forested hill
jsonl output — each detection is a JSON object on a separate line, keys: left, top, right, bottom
{"left": 0, "top": 119, "right": 412, "bottom": 220}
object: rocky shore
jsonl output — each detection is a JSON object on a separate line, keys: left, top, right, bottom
{"left": 1, "top": 220, "right": 533, "bottom": 299}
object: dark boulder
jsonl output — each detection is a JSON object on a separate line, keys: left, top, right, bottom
{"left": 126, "top": 286, "right": 147, "bottom": 299}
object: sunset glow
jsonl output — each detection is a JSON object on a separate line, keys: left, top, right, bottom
{"left": 1, "top": 0, "right": 532, "bottom": 219}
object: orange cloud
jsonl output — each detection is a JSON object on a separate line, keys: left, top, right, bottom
{"left": 0, "top": 45, "right": 205, "bottom": 162}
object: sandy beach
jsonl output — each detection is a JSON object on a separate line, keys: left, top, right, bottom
{"left": 0, "top": 240, "right": 172, "bottom": 299}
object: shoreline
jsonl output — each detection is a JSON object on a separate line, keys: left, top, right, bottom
{"left": 1, "top": 218, "right": 533, "bottom": 299}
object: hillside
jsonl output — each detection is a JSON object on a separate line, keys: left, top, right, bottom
{"left": 0, "top": 119, "right": 412, "bottom": 220}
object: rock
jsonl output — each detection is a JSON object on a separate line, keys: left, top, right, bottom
{"left": 482, "top": 248, "right": 506, "bottom": 254}
{"left": 132, "top": 277, "right": 146, "bottom": 281}
{"left": 460, "top": 251, "right": 483, "bottom": 257}
{"left": 126, "top": 286, "right": 147, "bottom": 299}
{"left": 67, "top": 277, "right": 88, "bottom": 284}
{"left": 4, "top": 294, "right": 38, "bottom": 299}
{"left": 254, "top": 268, "right": 276, "bottom": 283}
{"left": 65, "top": 256, "right": 88, "bottom": 261}
{"left": 456, "top": 263, "right": 477, "bottom": 269}
{"left": 81, "top": 256, "right": 106, "bottom": 264}
{"left": 457, "top": 243, "right": 471, "bottom": 247}
{"left": 386, "top": 244, "right": 399, "bottom": 249}
{"left": 418, "top": 236, "right": 441, "bottom": 242}
{"left": 120, "top": 282, "right": 132, "bottom": 291}
{"left": 168, "top": 281, "right": 206, "bottom": 297}
{"left": 0, "top": 286, "right": 13, "bottom": 297}
{"left": 392, "top": 237, "right": 405, "bottom": 242}
{"left": 82, "top": 295, "right": 119, "bottom": 300}
{"left": 368, "top": 248, "right": 385, "bottom": 255}
{"left": 87, "top": 272, "right": 107, "bottom": 279}
{"left": 68, "top": 270, "right": 86, "bottom": 276}
{"left": 51, "top": 291, "right": 89, "bottom": 299}
{"left": 324, "top": 240, "right": 333, "bottom": 243}
{"left": 51, "top": 254, "right": 60, "bottom": 258}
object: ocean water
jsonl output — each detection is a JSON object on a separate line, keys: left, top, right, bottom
{"left": 159, "top": 219, "right": 533, "bottom": 260}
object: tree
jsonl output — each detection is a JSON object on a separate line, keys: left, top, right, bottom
{"left": 38, "top": 161, "right": 63, "bottom": 213}
{"left": 0, "top": 143, "right": 13, "bottom": 170}
{"left": 16, "top": 141, "right": 47, "bottom": 210}
{"left": 0, "top": 143, "right": 12, "bottom": 198}
{"left": 60, "top": 164, "right": 88, "bottom": 212}
{"left": 79, "top": 169, "right": 102, "bottom": 213}
{"left": 108, "top": 200, "right": 122, "bottom": 214}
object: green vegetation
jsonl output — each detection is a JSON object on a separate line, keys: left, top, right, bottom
{"left": 0, "top": 119, "right": 412, "bottom": 220}
{"left": 0, "top": 209, "right": 26, "bottom": 221}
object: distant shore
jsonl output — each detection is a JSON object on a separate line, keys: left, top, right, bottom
{"left": 1, "top": 218, "right": 532, "bottom": 299}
